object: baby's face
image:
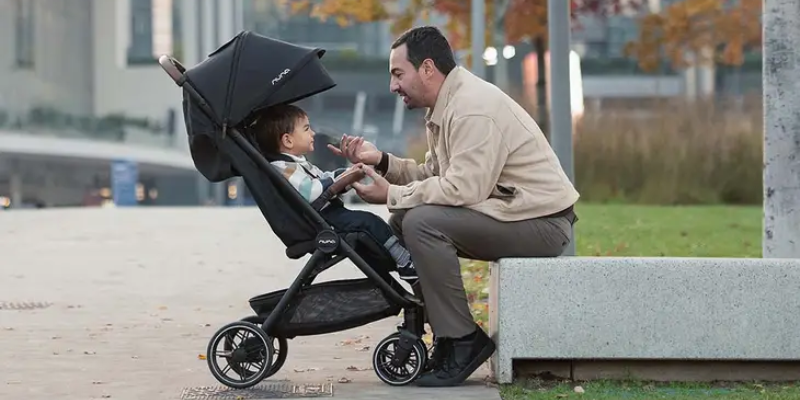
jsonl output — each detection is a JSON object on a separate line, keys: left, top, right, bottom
{"left": 283, "top": 115, "right": 315, "bottom": 155}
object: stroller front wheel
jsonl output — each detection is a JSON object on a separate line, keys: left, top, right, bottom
{"left": 372, "top": 332, "right": 428, "bottom": 386}
{"left": 239, "top": 315, "right": 288, "bottom": 378}
{"left": 206, "top": 321, "right": 275, "bottom": 389}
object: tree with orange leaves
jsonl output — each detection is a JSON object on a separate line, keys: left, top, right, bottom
{"left": 277, "top": 0, "right": 643, "bottom": 53}
{"left": 624, "top": 0, "right": 762, "bottom": 72}
{"left": 275, "top": 0, "right": 641, "bottom": 134}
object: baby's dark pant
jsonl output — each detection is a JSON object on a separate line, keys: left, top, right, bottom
{"left": 320, "top": 203, "right": 395, "bottom": 245}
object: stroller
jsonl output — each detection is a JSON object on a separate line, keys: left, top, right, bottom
{"left": 158, "top": 31, "right": 431, "bottom": 389}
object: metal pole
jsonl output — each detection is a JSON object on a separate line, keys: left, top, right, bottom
{"left": 763, "top": 0, "right": 800, "bottom": 258}
{"left": 470, "top": 0, "right": 485, "bottom": 78}
{"left": 548, "top": 0, "right": 575, "bottom": 256}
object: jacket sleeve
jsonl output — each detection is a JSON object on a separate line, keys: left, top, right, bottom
{"left": 381, "top": 151, "right": 436, "bottom": 186}
{"left": 386, "top": 115, "right": 508, "bottom": 210}
{"left": 271, "top": 161, "right": 334, "bottom": 203}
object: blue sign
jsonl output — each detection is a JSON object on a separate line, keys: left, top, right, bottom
{"left": 111, "top": 159, "right": 139, "bottom": 207}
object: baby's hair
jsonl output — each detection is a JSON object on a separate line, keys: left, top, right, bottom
{"left": 251, "top": 104, "right": 307, "bottom": 155}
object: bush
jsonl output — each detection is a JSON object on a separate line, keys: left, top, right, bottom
{"left": 403, "top": 94, "right": 763, "bottom": 206}
{"left": 573, "top": 96, "right": 762, "bottom": 205}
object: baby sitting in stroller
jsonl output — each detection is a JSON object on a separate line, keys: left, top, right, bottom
{"left": 249, "top": 104, "right": 418, "bottom": 282}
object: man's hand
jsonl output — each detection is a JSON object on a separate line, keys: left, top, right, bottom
{"left": 327, "top": 134, "right": 382, "bottom": 166}
{"left": 351, "top": 166, "right": 390, "bottom": 204}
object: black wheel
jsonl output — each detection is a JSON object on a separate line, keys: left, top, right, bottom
{"left": 238, "top": 315, "right": 288, "bottom": 377}
{"left": 372, "top": 332, "right": 428, "bottom": 386}
{"left": 207, "top": 321, "right": 274, "bottom": 389}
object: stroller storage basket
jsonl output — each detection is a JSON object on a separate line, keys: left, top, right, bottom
{"left": 249, "top": 278, "right": 402, "bottom": 338}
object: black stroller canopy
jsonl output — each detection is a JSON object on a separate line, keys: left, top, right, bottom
{"left": 181, "top": 30, "right": 337, "bottom": 182}
{"left": 185, "top": 30, "right": 336, "bottom": 129}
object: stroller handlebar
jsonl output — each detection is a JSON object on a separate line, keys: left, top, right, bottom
{"left": 159, "top": 55, "right": 186, "bottom": 86}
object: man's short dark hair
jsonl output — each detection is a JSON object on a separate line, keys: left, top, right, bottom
{"left": 251, "top": 104, "right": 307, "bottom": 155}
{"left": 391, "top": 26, "right": 457, "bottom": 75}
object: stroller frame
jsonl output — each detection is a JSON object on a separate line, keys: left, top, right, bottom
{"left": 157, "top": 31, "right": 431, "bottom": 389}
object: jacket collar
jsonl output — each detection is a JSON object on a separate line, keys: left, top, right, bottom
{"left": 281, "top": 152, "right": 307, "bottom": 163}
{"left": 426, "top": 66, "right": 466, "bottom": 127}
{"left": 263, "top": 152, "right": 306, "bottom": 163}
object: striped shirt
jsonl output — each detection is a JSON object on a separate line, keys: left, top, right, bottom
{"left": 270, "top": 153, "right": 347, "bottom": 203}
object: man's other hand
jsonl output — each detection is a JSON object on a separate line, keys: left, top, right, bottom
{"left": 351, "top": 166, "right": 390, "bottom": 204}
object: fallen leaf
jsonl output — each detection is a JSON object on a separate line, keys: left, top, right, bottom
{"left": 356, "top": 346, "right": 370, "bottom": 352}
{"left": 101, "top": 396, "right": 111, "bottom": 399}
{"left": 574, "top": 385, "right": 585, "bottom": 394}
{"left": 346, "top": 366, "right": 372, "bottom": 371}
{"left": 197, "top": 354, "right": 207, "bottom": 360}
{"left": 3, "top": 327, "right": 13, "bottom": 331}
{"left": 93, "top": 381, "right": 104, "bottom": 385}
{"left": 158, "top": 306, "right": 168, "bottom": 310}
{"left": 52, "top": 336, "right": 61, "bottom": 339}
{"left": 131, "top": 356, "right": 139, "bottom": 359}
{"left": 6, "top": 381, "right": 21, "bottom": 385}
{"left": 84, "top": 351, "right": 96, "bottom": 355}
{"left": 338, "top": 377, "right": 352, "bottom": 383}
{"left": 293, "top": 367, "right": 319, "bottom": 373}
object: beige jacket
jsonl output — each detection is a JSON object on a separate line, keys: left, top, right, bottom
{"left": 384, "top": 66, "right": 579, "bottom": 222}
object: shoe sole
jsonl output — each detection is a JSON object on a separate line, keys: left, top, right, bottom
{"left": 415, "top": 338, "right": 496, "bottom": 387}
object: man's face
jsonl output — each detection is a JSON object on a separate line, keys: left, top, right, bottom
{"left": 389, "top": 44, "right": 426, "bottom": 110}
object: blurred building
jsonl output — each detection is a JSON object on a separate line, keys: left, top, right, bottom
{"left": 0, "top": 0, "right": 761, "bottom": 208}
{"left": 0, "top": 0, "right": 241, "bottom": 207}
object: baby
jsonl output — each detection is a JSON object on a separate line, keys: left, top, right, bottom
{"left": 250, "top": 104, "right": 417, "bottom": 282}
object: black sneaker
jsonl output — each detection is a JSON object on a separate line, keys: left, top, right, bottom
{"left": 397, "top": 264, "right": 418, "bottom": 281}
{"left": 415, "top": 325, "right": 496, "bottom": 387}
{"left": 424, "top": 336, "right": 450, "bottom": 372}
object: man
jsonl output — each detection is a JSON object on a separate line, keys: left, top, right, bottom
{"left": 328, "top": 26, "right": 579, "bottom": 387}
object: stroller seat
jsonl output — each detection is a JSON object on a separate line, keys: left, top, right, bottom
{"left": 158, "top": 30, "right": 430, "bottom": 390}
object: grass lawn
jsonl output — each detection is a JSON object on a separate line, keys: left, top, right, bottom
{"left": 501, "top": 379, "right": 800, "bottom": 400}
{"left": 458, "top": 203, "right": 793, "bottom": 400}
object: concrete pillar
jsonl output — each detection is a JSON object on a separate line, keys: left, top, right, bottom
{"left": 763, "top": 0, "right": 800, "bottom": 257}
{"left": 233, "top": 0, "right": 245, "bottom": 33}
{"left": 180, "top": 0, "right": 200, "bottom": 65}
{"left": 217, "top": 0, "right": 235, "bottom": 44}
{"left": 181, "top": 0, "right": 215, "bottom": 205}
{"left": 10, "top": 173, "right": 22, "bottom": 209}
{"left": 42, "top": 171, "right": 55, "bottom": 208}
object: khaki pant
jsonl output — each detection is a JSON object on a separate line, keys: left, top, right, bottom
{"left": 389, "top": 205, "right": 576, "bottom": 338}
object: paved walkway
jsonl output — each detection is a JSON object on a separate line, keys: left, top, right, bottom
{"left": 0, "top": 206, "right": 500, "bottom": 400}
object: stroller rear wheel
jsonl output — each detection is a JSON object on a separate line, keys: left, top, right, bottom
{"left": 206, "top": 321, "right": 275, "bottom": 389}
{"left": 239, "top": 315, "right": 288, "bottom": 377}
{"left": 372, "top": 332, "right": 428, "bottom": 386}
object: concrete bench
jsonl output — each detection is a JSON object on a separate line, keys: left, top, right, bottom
{"left": 488, "top": 257, "right": 800, "bottom": 383}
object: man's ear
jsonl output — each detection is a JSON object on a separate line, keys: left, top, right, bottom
{"left": 421, "top": 59, "right": 435, "bottom": 77}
